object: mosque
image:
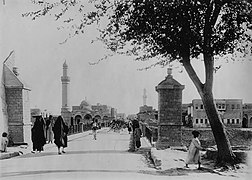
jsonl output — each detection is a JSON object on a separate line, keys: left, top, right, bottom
{"left": 60, "top": 61, "right": 117, "bottom": 127}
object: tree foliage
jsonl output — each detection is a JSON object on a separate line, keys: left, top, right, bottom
{"left": 23, "top": 0, "right": 252, "bottom": 67}
{"left": 23, "top": 0, "right": 252, "bottom": 166}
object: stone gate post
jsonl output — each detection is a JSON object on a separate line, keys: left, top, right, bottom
{"left": 155, "top": 68, "right": 184, "bottom": 149}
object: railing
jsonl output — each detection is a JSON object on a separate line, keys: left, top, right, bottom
{"left": 68, "top": 122, "right": 110, "bottom": 135}
{"left": 68, "top": 123, "right": 92, "bottom": 135}
{"left": 139, "top": 122, "right": 158, "bottom": 146}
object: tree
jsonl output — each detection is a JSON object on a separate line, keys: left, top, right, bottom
{"left": 23, "top": 0, "right": 252, "bottom": 166}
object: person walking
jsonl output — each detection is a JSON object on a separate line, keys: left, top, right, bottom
{"left": 53, "top": 116, "right": 69, "bottom": 154}
{"left": 31, "top": 115, "right": 46, "bottom": 153}
{"left": 127, "top": 121, "right": 132, "bottom": 134}
{"left": 46, "top": 115, "right": 54, "bottom": 144}
{"left": 185, "top": 130, "right": 205, "bottom": 169}
{"left": 92, "top": 119, "right": 98, "bottom": 140}
{"left": 134, "top": 123, "right": 142, "bottom": 151}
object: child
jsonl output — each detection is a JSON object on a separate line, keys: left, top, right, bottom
{"left": 185, "top": 130, "right": 205, "bottom": 169}
{"left": 1, "top": 132, "right": 9, "bottom": 153}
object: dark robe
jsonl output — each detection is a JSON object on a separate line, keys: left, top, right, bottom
{"left": 31, "top": 116, "right": 46, "bottom": 151}
{"left": 53, "top": 116, "right": 68, "bottom": 148}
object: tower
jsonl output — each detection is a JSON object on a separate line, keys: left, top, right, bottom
{"left": 155, "top": 68, "right": 184, "bottom": 149}
{"left": 143, "top": 88, "right": 147, "bottom": 106}
{"left": 61, "top": 61, "right": 71, "bottom": 123}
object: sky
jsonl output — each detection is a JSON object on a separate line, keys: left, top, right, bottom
{"left": 1, "top": 0, "right": 252, "bottom": 116}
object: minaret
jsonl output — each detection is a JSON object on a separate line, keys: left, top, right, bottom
{"left": 61, "top": 61, "right": 70, "bottom": 112}
{"left": 143, "top": 88, "right": 147, "bottom": 106}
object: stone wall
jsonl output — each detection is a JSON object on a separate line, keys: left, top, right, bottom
{"left": 22, "top": 89, "right": 32, "bottom": 145}
{"left": 6, "top": 88, "right": 24, "bottom": 143}
{"left": 182, "top": 127, "right": 252, "bottom": 148}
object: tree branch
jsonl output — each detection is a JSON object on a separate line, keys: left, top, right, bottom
{"left": 182, "top": 57, "right": 204, "bottom": 94}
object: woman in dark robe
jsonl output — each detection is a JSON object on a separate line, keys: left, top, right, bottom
{"left": 31, "top": 115, "right": 46, "bottom": 153}
{"left": 53, "top": 116, "right": 69, "bottom": 154}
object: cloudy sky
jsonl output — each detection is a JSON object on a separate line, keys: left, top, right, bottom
{"left": 1, "top": 0, "right": 252, "bottom": 116}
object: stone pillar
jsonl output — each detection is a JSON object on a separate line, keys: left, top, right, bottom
{"left": 155, "top": 68, "right": 184, "bottom": 149}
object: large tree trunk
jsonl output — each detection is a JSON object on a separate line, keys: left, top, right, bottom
{"left": 183, "top": 56, "right": 237, "bottom": 166}
{"left": 200, "top": 89, "right": 236, "bottom": 165}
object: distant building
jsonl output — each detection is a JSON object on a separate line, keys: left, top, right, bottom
{"left": 137, "top": 105, "right": 158, "bottom": 126}
{"left": 127, "top": 114, "right": 137, "bottom": 120}
{"left": 242, "top": 103, "right": 252, "bottom": 128}
{"left": 137, "top": 89, "right": 158, "bottom": 125}
{"left": 71, "top": 101, "right": 114, "bottom": 126}
{"left": 60, "top": 62, "right": 118, "bottom": 127}
{"left": 185, "top": 99, "right": 245, "bottom": 128}
{"left": 117, "top": 113, "right": 126, "bottom": 120}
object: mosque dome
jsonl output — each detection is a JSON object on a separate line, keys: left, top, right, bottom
{"left": 80, "top": 100, "right": 92, "bottom": 111}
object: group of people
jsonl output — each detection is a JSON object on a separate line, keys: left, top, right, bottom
{"left": 3, "top": 114, "right": 205, "bottom": 169}
{"left": 128, "top": 118, "right": 142, "bottom": 151}
{"left": 31, "top": 115, "right": 69, "bottom": 154}
{"left": 127, "top": 118, "right": 205, "bottom": 169}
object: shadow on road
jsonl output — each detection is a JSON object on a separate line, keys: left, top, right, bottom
{"left": 18, "top": 149, "right": 131, "bottom": 159}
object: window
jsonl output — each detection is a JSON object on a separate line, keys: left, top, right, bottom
{"left": 232, "top": 104, "right": 235, "bottom": 109}
{"left": 200, "top": 119, "right": 203, "bottom": 123}
{"left": 236, "top": 119, "right": 240, "bottom": 124}
{"left": 232, "top": 119, "right": 235, "bottom": 124}
{"left": 227, "top": 119, "right": 230, "bottom": 124}
{"left": 200, "top": 104, "right": 204, "bottom": 109}
{"left": 196, "top": 119, "right": 199, "bottom": 124}
{"left": 195, "top": 105, "right": 198, "bottom": 109}
{"left": 222, "top": 104, "right": 225, "bottom": 109}
{"left": 205, "top": 119, "right": 208, "bottom": 124}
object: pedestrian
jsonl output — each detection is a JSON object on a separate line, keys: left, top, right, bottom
{"left": 185, "top": 130, "right": 205, "bottom": 170}
{"left": 127, "top": 121, "right": 132, "bottom": 134}
{"left": 134, "top": 122, "right": 142, "bottom": 150}
{"left": 92, "top": 119, "right": 98, "bottom": 140}
{"left": 0, "top": 132, "right": 8, "bottom": 153}
{"left": 46, "top": 115, "right": 54, "bottom": 143}
{"left": 31, "top": 115, "right": 46, "bottom": 153}
{"left": 53, "top": 116, "right": 69, "bottom": 154}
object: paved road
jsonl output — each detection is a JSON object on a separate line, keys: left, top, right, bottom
{"left": 1, "top": 128, "right": 247, "bottom": 180}
{"left": 0, "top": 128, "right": 159, "bottom": 180}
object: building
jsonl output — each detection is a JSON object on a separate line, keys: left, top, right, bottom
{"left": 71, "top": 101, "right": 114, "bottom": 126}
{"left": 137, "top": 89, "right": 158, "bottom": 125}
{"left": 1, "top": 51, "right": 31, "bottom": 145}
{"left": 242, "top": 103, "right": 252, "bottom": 128}
{"left": 61, "top": 61, "right": 72, "bottom": 124}
{"left": 186, "top": 99, "right": 244, "bottom": 128}
{"left": 117, "top": 113, "right": 126, "bottom": 120}
{"left": 60, "top": 62, "right": 117, "bottom": 127}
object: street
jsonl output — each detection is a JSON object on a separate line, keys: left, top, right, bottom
{"left": 1, "top": 128, "right": 249, "bottom": 180}
{"left": 0, "top": 128, "right": 158, "bottom": 180}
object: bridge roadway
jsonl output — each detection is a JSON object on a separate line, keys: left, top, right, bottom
{"left": 0, "top": 128, "right": 161, "bottom": 180}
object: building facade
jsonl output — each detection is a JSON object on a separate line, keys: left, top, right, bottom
{"left": 243, "top": 103, "right": 252, "bottom": 128}
{"left": 60, "top": 62, "right": 117, "bottom": 127}
{"left": 1, "top": 51, "right": 31, "bottom": 145}
{"left": 186, "top": 99, "right": 245, "bottom": 128}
